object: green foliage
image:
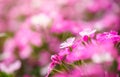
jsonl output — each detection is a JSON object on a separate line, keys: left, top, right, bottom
{"left": 109, "top": 60, "right": 118, "bottom": 72}
{"left": 0, "top": 72, "right": 13, "bottom": 77}
{"left": 31, "top": 66, "right": 40, "bottom": 77}
{"left": 53, "top": 32, "right": 74, "bottom": 41}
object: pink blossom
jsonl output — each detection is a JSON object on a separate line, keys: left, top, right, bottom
{"left": 71, "top": 63, "right": 105, "bottom": 77}
{"left": 94, "top": 14, "right": 119, "bottom": 31}
{"left": 58, "top": 48, "right": 70, "bottom": 57}
{"left": 87, "top": 0, "right": 111, "bottom": 12}
{"left": 14, "top": 27, "right": 42, "bottom": 59}
{"left": 0, "top": 60, "right": 21, "bottom": 74}
{"left": 51, "top": 54, "right": 62, "bottom": 64}
{"left": 55, "top": 31, "right": 118, "bottom": 64}
{"left": 79, "top": 28, "right": 96, "bottom": 42}
{"left": 47, "top": 36, "right": 61, "bottom": 52}
{"left": 19, "top": 45, "right": 32, "bottom": 59}
{"left": 46, "top": 54, "right": 62, "bottom": 77}
{"left": 46, "top": 62, "right": 56, "bottom": 77}
{"left": 39, "top": 51, "right": 51, "bottom": 66}
{"left": 97, "top": 31, "right": 120, "bottom": 42}
{"left": 15, "top": 27, "right": 42, "bottom": 47}
{"left": 2, "top": 38, "right": 16, "bottom": 62}
{"left": 23, "top": 74, "right": 31, "bottom": 77}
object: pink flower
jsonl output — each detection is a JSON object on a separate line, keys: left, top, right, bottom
{"left": 79, "top": 29, "right": 96, "bottom": 42}
{"left": 94, "top": 14, "right": 119, "bottom": 31}
{"left": 15, "top": 27, "right": 42, "bottom": 47}
{"left": 19, "top": 45, "right": 32, "bottom": 59}
{"left": 87, "top": 0, "right": 111, "bottom": 12}
{"left": 59, "top": 32, "right": 117, "bottom": 63}
{"left": 46, "top": 54, "right": 62, "bottom": 77}
{"left": 46, "top": 62, "right": 56, "bottom": 77}
{"left": 58, "top": 48, "right": 70, "bottom": 57}
{"left": 97, "top": 31, "right": 120, "bottom": 42}
{"left": 23, "top": 74, "right": 31, "bottom": 77}
{"left": 71, "top": 63, "right": 105, "bottom": 77}
{"left": 47, "top": 36, "right": 61, "bottom": 52}
{"left": 39, "top": 51, "right": 51, "bottom": 66}
{"left": 51, "top": 54, "right": 62, "bottom": 64}
{"left": 2, "top": 38, "right": 16, "bottom": 62}
{"left": 0, "top": 60, "right": 21, "bottom": 74}
{"left": 14, "top": 27, "right": 42, "bottom": 59}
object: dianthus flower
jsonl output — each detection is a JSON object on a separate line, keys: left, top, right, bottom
{"left": 46, "top": 30, "right": 120, "bottom": 77}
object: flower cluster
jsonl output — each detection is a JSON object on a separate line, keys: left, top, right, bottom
{"left": 0, "top": 0, "right": 120, "bottom": 77}
{"left": 47, "top": 30, "right": 120, "bottom": 77}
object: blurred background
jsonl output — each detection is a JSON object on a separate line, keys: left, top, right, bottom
{"left": 0, "top": 0, "right": 119, "bottom": 77}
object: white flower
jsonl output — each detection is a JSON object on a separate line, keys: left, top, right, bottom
{"left": 31, "top": 13, "right": 52, "bottom": 28}
{"left": 60, "top": 37, "right": 75, "bottom": 48}
{"left": 79, "top": 28, "right": 96, "bottom": 37}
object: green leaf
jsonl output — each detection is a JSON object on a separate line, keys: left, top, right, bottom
{"left": 0, "top": 72, "right": 13, "bottom": 77}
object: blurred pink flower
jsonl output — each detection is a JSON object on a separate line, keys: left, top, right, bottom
{"left": 23, "top": 74, "right": 31, "bottom": 77}
{"left": 71, "top": 63, "right": 105, "bottom": 77}
{"left": 39, "top": 51, "right": 51, "bottom": 66}
{"left": 19, "top": 45, "right": 32, "bottom": 59}
{"left": 0, "top": 60, "right": 21, "bottom": 74}
{"left": 2, "top": 38, "right": 16, "bottom": 62}
{"left": 14, "top": 27, "right": 42, "bottom": 59}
